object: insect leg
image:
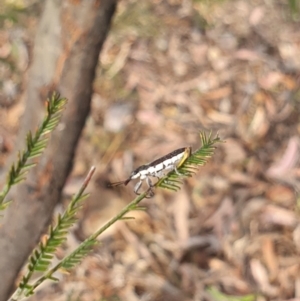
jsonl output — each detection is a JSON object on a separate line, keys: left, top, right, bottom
{"left": 133, "top": 180, "right": 143, "bottom": 195}
{"left": 145, "top": 176, "right": 155, "bottom": 198}
{"left": 146, "top": 177, "right": 153, "bottom": 187}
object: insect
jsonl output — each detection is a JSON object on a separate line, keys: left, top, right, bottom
{"left": 108, "top": 146, "right": 192, "bottom": 197}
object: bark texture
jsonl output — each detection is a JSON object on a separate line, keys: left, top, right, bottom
{"left": 0, "top": 1, "right": 117, "bottom": 300}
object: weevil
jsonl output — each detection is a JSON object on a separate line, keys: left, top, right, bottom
{"left": 108, "top": 146, "right": 192, "bottom": 197}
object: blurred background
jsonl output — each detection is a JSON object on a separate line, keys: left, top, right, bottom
{"left": 0, "top": 0, "right": 300, "bottom": 300}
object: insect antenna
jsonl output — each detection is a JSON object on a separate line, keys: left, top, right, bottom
{"left": 107, "top": 180, "right": 125, "bottom": 187}
{"left": 107, "top": 178, "right": 131, "bottom": 188}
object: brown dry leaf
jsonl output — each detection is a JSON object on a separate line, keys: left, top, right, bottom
{"left": 227, "top": 170, "right": 256, "bottom": 186}
{"left": 201, "top": 86, "right": 232, "bottom": 101}
{"left": 264, "top": 93, "right": 277, "bottom": 117}
{"left": 234, "top": 49, "right": 262, "bottom": 61}
{"left": 248, "top": 105, "right": 269, "bottom": 139}
{"left": 181, "top": 235, "right": 221, "bottom": 255}
{"left": 172, "top": 188, "right": 190, "bottom": 244}
{"left": 266, "top": 184, "right": 295, "bottom": 207}
{"left": 267, "top": 136, "right": 300, "bottom": 178}
{"left": 206, "top": 110, "right": 235, "bottom": 125}
{"left": 261, "top": 237, "right": 278, "bottom": 281}
{"left": 258, "top": 72, "right": 283, "bottom": 90}
{"left": 250, "top": 258, "right": 279, "bottom": 297}
{"left": 261, "top": 204, "right": 299, "bottom": 228}
{"left": 249, "top": 6, "right": 265, "bottom": 26}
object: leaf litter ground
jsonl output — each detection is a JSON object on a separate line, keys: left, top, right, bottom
{"left": 1, "top": 0, "right": 300, "bottom": 300}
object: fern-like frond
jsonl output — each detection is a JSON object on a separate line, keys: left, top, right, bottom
{"left": 21, "top": 238, "right": 99, "bottom": 297}
{"left": 156, "top": 132, "right": 222, "bottom": 192}
{"left": 15, "top": 167, "right": 96, "bottom": 299}
{"left": 0, "top": 92, "right": 67, "bottom": 208}
{"left": 59, "top": 240, "right": 99, "bottom": 270}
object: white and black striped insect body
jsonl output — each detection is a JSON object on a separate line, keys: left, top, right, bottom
{"left": 108, "top": 146, "right": 192, "bottom": 197}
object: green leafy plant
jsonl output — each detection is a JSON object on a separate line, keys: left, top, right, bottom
{"left": 0, "top": 92, "right": 67, "bottom": 210}
{"left": 11, "top": 166, "right": 96, "bottom": 300}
